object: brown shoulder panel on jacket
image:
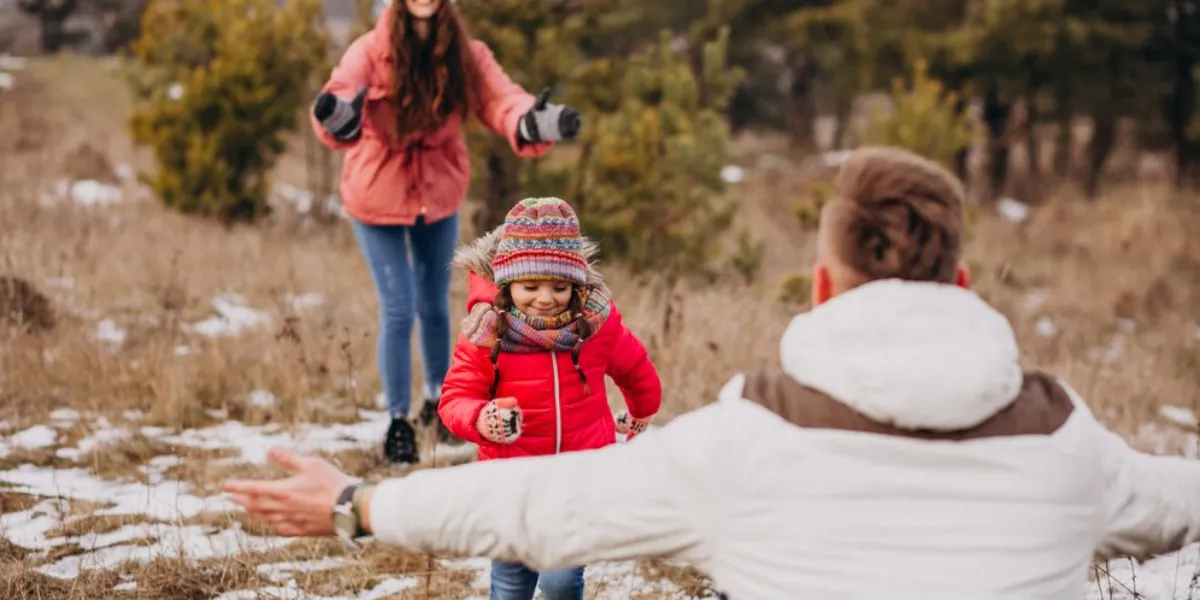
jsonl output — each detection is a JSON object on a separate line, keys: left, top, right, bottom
{"left": 739, "top": 369, "right": 1074, "bottom": 440}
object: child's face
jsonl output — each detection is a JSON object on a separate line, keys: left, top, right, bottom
{"left": 510, "top": 280, "right": 573, "bottom": 318}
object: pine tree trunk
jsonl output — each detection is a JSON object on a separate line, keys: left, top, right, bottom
{"left": 1054, "top": 116, "right": 1072, "bottom": 178}
{"left": 569, "top": 139, "right": 594, "bottom": 212}
{"left": 1166, "top": 42, "right": 1197, "bottom": 189}
{"left": 1025, "top": 93, "right": 1041, "bottom": 179}
{"left": 321, "top": 146, "right": 335, "bottom": 220}
{"left": 949, "top": 96, "right": 970, "bottom": 184}
{"left": 1084, "top": 113, "right": 1116, "bottom": 200}
{"left": 982, "top": 85, "right": 1012, "bottom": 201}
{"left": 41, "top": 12, "right": 68, "bottom": 53}
{"left": 474, "top": 139, "right": 519, "bottom": 235}
{"left": 783, "top": 49, "right": 816, "bottom": 151}
{"left": 832, "top": 100, "right": 851, "bottom": 150}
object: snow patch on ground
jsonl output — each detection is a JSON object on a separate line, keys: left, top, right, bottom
{"left": 57, "top": 179, "right": 123, "bottom": 207}
{"left": 285, "top": 292, "right": 325, "bottom": 312}
{"left": 0, "top": 54, "right": 28, "bottom": 70}
{"left": 213, "top": 577, "right": 420, "bottom": 600}
{"left": 188, "top": 294, "right": 271, "bottom": 338}
{"left": 997, "top": 197, "right": 1030, "bottom": 223}
{"left": 95, "top": 318, "right": 127, "bottom": 346}
{"left": 1088, "top": 544, "right": 1200, "bottom": 599}
{"left": 156, "top": 409, "right": 477, "bottom": 466}
{"left": 0, "top": 425, "right": 58, "bottom": 456}
{"left": 1160, "top": 405, "right": 1199, "bottom": 430}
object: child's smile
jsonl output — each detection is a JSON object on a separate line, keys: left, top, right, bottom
{"left": 511, "top": 280, "right": 573, "bottom": 318}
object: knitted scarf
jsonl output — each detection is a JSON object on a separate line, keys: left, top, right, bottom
{"left": 462, "top": 287, "right": 612, "bottom": 354}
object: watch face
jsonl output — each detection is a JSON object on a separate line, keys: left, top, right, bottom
{"left": 332, "top": 505, "right": 355, "bottom": 537}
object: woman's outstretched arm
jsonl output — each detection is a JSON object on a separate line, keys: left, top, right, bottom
{"left": 311, "top": 38, "right": 372, "bottom": 151}
{"left": 469, "top": 40, "right": 554, "bottom": 159}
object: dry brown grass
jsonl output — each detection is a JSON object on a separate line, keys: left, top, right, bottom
{"left": 0, "top": 560, "right": 121, "bottom": 599}
{"left": 0, "top": 490, "right": 42, "bottom": 513}
{"left": 0, "top": 56, "right": 790, "bottom": 436}
{"left": 1, "top": 54, "right": 1199, "bottom": 599}
{"left": 45, "top": 514, "right": 156, "bottom": 539}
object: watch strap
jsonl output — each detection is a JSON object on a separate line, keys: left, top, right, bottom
{"left": 333, "top": 481, "right": 365, "bottom": 547}
{"left": 336, "top": 482, "right": 358, "bottom": 507}
{"left": 351, "top": 482, "right": 374, "bottom": 538}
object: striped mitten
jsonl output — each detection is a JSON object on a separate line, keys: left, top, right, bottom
{"left": 517, "top": 87, "right": 581, "bottom": 143}
{"left": 313, "top": 87, "right": 367, "bottom": 142}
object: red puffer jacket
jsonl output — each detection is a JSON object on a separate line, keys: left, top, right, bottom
{"left": 438, "top": 239, "right": 661, "bottom": 461}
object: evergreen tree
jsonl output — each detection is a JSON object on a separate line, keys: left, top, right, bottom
{"left": 461, "top": 1, "right": 751, "bottom": 280}
{"left": 579, "top": 28, "right": 744, "bottom": 279}
{"left": 128, "top": 0, "right": 330, "bottom": 223}
{"left": 866, "top": 58, "right": 974, "bottom": 169}
{"left": 16, "top": 0, "right": 78, "bottom": 53}
{"left": 459, "top": 0, "right": 597, "bottom": 233}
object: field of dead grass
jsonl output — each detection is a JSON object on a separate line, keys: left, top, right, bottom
{"left": 1, "top": 54, "right": 1199, "bottom": 599}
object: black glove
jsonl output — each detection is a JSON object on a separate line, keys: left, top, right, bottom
{"left": 313, "top": 87, "right": 367, "bottom": 142}
{"left": 517, "top": 87, "right": 581, "bottom": 144}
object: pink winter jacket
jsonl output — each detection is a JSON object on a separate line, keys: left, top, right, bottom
{"left": 311, "top": 13, "right": 553, "bottom": 225}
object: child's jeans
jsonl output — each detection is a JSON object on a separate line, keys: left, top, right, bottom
{"left": 350, "top": 214, "right": 458, "bottom": 417}
{"left": 489, "top": 560, "right": 585, "bottom": 600}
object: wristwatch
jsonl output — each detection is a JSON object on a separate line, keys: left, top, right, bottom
{"left": 332, "top": 480, "right": 370, "bottom": 549}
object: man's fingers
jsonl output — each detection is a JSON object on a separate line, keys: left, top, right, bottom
{"left": 275, "top": 520, "right": 308, "bottom": 537}
{"left": 228, "top": 491, "right": 292, "bottom": 515}
{"left": 223, "top": 478, "right": 291, "bottom": 499}
{"left": 267, "top": 447, "right": 308, "bottom": 473}
{"left": 228, "top": 492, "right": 256, "bottom": 510}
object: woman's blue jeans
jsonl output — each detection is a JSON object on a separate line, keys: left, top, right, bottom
{"left": 351, "top": 214, "right": 458, "bottom": 417}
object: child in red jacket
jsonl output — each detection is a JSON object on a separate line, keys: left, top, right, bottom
{"left": 438, "top": 196, "right": 661, "bottom": 600}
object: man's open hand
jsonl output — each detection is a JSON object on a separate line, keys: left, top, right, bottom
{"left": 222, "top": 447, "right": 354, "bottom": 537}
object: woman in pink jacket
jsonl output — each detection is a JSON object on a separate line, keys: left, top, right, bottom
{"left": 311, "top": 0, "right": 580, "bottom": 465}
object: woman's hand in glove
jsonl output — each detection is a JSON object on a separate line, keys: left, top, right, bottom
{"left": 518, "top": 87, "right": 582, "bottom": 144}
{"left": 313, "top": 87, "right": 368, "bottom": 142}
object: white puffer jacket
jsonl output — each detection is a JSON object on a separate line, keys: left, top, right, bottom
{"left": 369, "top": 279, "right": 1200, "bottom": 599}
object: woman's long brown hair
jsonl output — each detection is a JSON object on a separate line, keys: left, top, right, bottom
{"left": 387, "top": 0, "right": 477, "bottom": 141}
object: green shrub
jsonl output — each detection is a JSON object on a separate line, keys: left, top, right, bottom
{"left": 866, "top": 58, "right": 973, "bottom": 169}
{"left": 579, "top": 28, "right": 745, "bottom": 280}
{"left": 795, "top": 179, "right": 836, "bottom": 231}
{"left": 778, "top": 272, "right": 812, "bottom": 307}
{"left": 128, "top": 0, "right": 329, "bottom": 223}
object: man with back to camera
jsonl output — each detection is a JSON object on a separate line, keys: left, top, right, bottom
{"left": 224, "top": 146, "right": 1200, "bottom": 599}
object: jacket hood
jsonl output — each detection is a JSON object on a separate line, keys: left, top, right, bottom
{"left": 778, "top": 279, "right": 1024, "bottom": 432}
{"left": 452, "top": 225, "right": 612, "bottom": 311}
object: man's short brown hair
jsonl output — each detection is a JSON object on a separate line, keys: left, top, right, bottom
{"left": 822, "top": 146, "right": 965, "bottom": 284}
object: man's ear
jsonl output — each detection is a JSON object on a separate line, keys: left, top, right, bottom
{"left": 812, "top": 264, "right": 833, "bottom": 306}
{"left": 955, "top": 263, "right": 971, "bottom": 289}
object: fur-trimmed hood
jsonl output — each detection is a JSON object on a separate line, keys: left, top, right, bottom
{"left": 776, "top": 278, "right": 1024, "bottom": 431}
{"left": 451, "top": 225, "right": 612, "bottom": 297}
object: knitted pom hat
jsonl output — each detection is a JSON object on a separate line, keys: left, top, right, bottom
{"left": 492, "top": 197, "right": 588, "bottom": 286}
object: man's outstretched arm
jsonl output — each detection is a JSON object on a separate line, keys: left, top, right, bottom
{"left": 1063, "top": 382, "right": 1200, "bottom": 560}
{"left": 362, "top": 402, "right": 732, "bottom": 571}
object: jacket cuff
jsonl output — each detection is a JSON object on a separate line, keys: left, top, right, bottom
{"left": 443, "top": 401, "right": 490, "bottom": 446}
{"left": 368, "top": 477, "right": 413, "bottom": 547}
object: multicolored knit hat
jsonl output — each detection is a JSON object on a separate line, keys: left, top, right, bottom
{"left": 492, "top": 197, "right": 588, "bottom": 286}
